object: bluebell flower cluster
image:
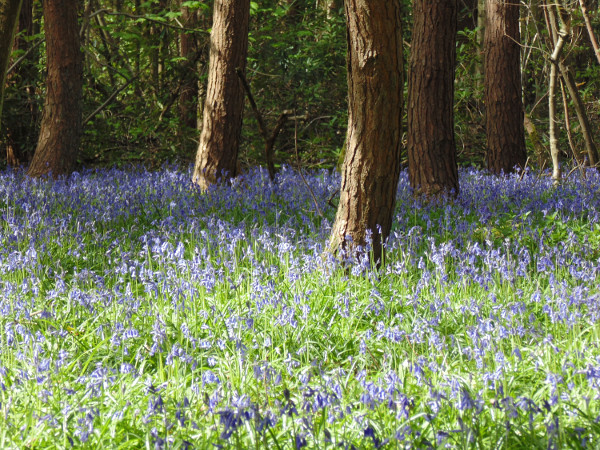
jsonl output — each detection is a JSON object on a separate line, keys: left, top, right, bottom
{"left": 0, "top": 165, "right": 598, "bottom": 447}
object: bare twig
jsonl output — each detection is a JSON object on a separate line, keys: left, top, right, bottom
{"left": 236, "top": 68, "right": 269, "bottom": 139}
{"left": 559, "top": 76, "right": 582, "bottom": 176}
{"left": 83, "top": 75, "right": 139, "bottom": 125}
{"left": 236, "top": 68, "right": 307, "bottom": 181}
{"left": 518, "top": 157, "right": 530, "bottom": 182}
{"left": 327, "top": 189, "right": 339, "bottom": 208}
{"left": 83, "top": 46, "right": 131, "bottom": 81}
{"left": 293, "top": 111, "right": 323, "bottom": 218}
{"left": 535, "top": 159, "right": 547, "bottom": 184}
{"left": 6, "top": 39, "right": 44, "bottom": 75}
{"left": 566, "top": 159, "right": 587, "bottom": 180}
{"left": 236, "top": 68, "right": 276, "bottom": 180}
{"left": 93, "top": 9, "right": 209, "bottom": 34}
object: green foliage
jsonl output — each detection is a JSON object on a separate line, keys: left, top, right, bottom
{"left": 242, "top": 0, "right": 347, "bottom": 170}
{"left": 2, "top": 0, "right": 600, "bottom": 171}
{"left": 453, "top": 26, "right": 486, "bottom": 168}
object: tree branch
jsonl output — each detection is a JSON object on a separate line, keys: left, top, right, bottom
{"left": 94, "top": 9, "right": 208, "bottom": 34}
{"left": 83, "top": 75, "right": 138, "bottom": 125}
{"left": 6, "top": 39, "right": 44, "bottom": 75}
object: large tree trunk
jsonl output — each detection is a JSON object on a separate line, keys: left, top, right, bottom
{"left": 192, "top": 0, "right": 249, "bottom": 189}
{"left": 0, "top": 0, "right": 23, "bottom": 127}
{"left": 407, "top": 0, "right": 459, "bottom": 197}
{"left": 484, "top": 0, "right": 527, "bottom": 174}
{"left": 28, "top": 0, "right": 82, "bottom": 178}
{"left": 329, "top": 0, "right": 403, "bottom": 266}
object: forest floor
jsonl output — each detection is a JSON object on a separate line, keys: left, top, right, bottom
{"left": 0, "top": 165, "right": 599, "bottom": 448}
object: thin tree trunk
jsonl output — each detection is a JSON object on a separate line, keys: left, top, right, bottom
{"left": 157, "top": 0, "right": 168, "bottom": 91}
{"left": 579, "top": 0, "right": 600, "bottom": 65}
{"left": 327, "top": 0, "right": 340, "bottom": 18}
{"left": 558, "top": 61, "right": 599, "bottom": 167}
{"left": 28, "top": 0, "right": 83, "bottom": 178}
{"left": 476, "top": 0, "right": 485, "bottom": 89}
{"left": 329, "top": 0, "right": 403, "bottom": 266}
{"left": 547, "top": 1, "right": 599, "bottom": 169}
{"left": 549, "top": 60, "right": 561, "bottom": 182}
{"left": 4, "top": 0, "right": 37, "bottom": 167}
{"left": 559, "top": 78, "right": 579, "bottom": 164}
{"left": 407, "top": 0, "right": 459, "bottom": 197}
{"left": 192, "top": 0, "right": 249, "bottom": 189}
{"left": 547, "top": 9, "right": 567, "bottom": 182}
{"left": 178, "top": 1, "right": 199, "bottom": 155}
{"left": 523, "top": 113, "right": 547, "bottom": 167}
{"left": 93, "top": 6, "right": 116, "bottom": 87}
{"left": 318, "top": 0, "right": 339, "bottom": 18}
{"left": 484, "top": 0, "right": 527, "bottom": 174}
{"left": 0, "top": 0, "right": 23, "bottom": 128}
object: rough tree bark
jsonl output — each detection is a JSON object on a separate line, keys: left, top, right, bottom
{"left": 329, "top": 0, "right": 403, "bottom": 265}
{"left": 0, "top": 0, "right": 23, "bottom": 127}
{"left": 407, "top": 0, "right": 459, "bottom": 196}
{"left": 192, "top": 0, "right": 249, "bottom": 189}
{"left": 484, "top": 0, "right": 527, "bottom": 174}
{"left": 28, "top": 0, "right": 83, "bottom": 178}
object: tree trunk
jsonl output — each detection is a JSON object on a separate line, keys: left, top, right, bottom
{"left": 0, "top": 0, "right": 23, "bottom": 127}
{"left": 28, "top": 0, "right": 83, "bottom": 178}
{"left": 327, "top": 0, "right": 340, "bottom": 18}
{"left": 579, "top": 0, "right": 600, "bottom": 65}
{"left": 547, "top": 3, "right": 568, "bottom": 182}
{"left": 318, "top": 0, "right": 340, "bottom": 18}
{"left": 407, "top": 0, "right": 459, "bottom": 197}
{"left": 523, "top": 113, "right": 548, "bottom": 168}
{"left": 559, "top": 61, "right": 599, "bottom": 167}
{"left": 484, "top": 0, "right": 527, "bottom": 174}
{"left": 476, "top": 0, "right": 485, "bottom": 89}
{"left": 329, "top": 0, "right": 403, "bottom": 266}
{"left": 178, "top": 2, "right": 199, "bottom": 155}
{"left": 549, "top": 56, "right": 561, "bottom": 181}
{"left": 192, "top": 0, "right": 249, "bottom": 189}
{"left": 550, "top": 2, "right": 599, "bottom": 169}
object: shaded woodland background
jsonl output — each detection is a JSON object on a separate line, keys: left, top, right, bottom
{"left": 1, "top": 0, "right": 600, "bottom": 172}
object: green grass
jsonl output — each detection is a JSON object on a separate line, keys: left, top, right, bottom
{"left": 0, "top": 166, "right": 599, "bottom": 448}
